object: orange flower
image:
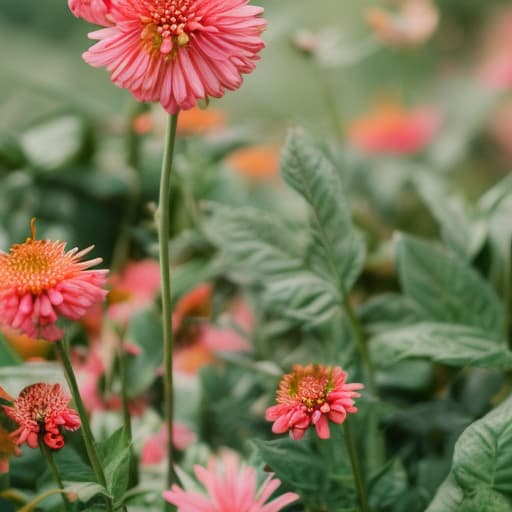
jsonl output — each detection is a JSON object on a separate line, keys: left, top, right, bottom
{"left": 366, "top": 0, "right": 439, "bottom": 47}
{"left": 0, "top": 220, "right": 108, "bottom": 341}
{"left": 1, "top": 326, "right": 52, "bottom": 361}
{"left": 0, "top": 425, "right": 19, "bottom": 474}
{"left": 266, "top": 364, "right": 363, "bottom": 440}
{"left": 177, "top": 107, "right": 228, "bottom": 136}
{"left": 347, "top": 100, "right": 439, "bottom": 155}
{"left": 226, "top": 144, "right": 281, "bottom": 181}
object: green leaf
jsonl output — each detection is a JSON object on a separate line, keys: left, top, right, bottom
{"left": 426, "top": 472, "right": 463, "bottom": 512}
{"left": 413, "top": 173, "right": 486, "bottom": 260}
{"left": 371, "top": 323, "right": 512, "bottom": 369}
{"left": 281, "top": 129, "right": 365, "bottom": 294}
{"left": 206, "top": 203, "right": 304, "bottom": 281}
{"left": 368, "top": 459, "right": 408, "bottom": 510}
{"left": 97, "top": 427, "right": 131, "bottom": 505}
{"left": 124, "top": 309, "right": 164, "bottom": 398}
{"left": 0, "top": 332, "right": 22, "bottom": 367}
{"left": 453, "top": 397, "right": 512, "bottom": 499}
{"left": 396, "top": 235, "right": 504, "bottom": 339}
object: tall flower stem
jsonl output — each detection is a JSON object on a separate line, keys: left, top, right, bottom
{"left": 55, "top": 340, "right": 113, "bottom": 512}
{"left": 157, "top": 112, "right": 179, "bottom": 499}
{"left": 117, "top": 330, "right": 133, "bottom": 442}
{"left": 40, "top": 442, "right": 70, "bottom": 511}
{"left": 343, "top": 419, "right": 369, "bottom": 512}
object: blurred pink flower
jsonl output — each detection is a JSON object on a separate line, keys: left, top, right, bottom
{"left": 108, "top": 259, "right": 161, "bottom": 325}
{"left": 366, "top": 0, "right": 439, "bottom": 47}
{"left": 141, "top": 423, "right": 196, "bottom": 465}
{"left": 68, "top": 0, "right": 112, "bottom": 26}
{"left": 173, "top": 283, "right": 213, "bottom": 333}
{"left": 3, "top": 383, "right": 80, "bottom": 450}
{"left": 478, "top": 9, "right": 512, "bottom": 90}
{"left": 0, "top": 221, "right": 107, "bottom": 342}
{"left": 266, "top": 364, "right": 363, "bottom": 440}
{"left": 348, "top": 101, "right": 439, "bottom": 155}
{"left": 83, "top": 0, "right": 266, "bottom": 114}
{"left": 163, "top": 451, "right": 299, "bottom": 511}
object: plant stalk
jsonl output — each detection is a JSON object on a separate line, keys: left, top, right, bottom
{"left": 55, "top": 340, "right": 113, "bottom": 512}
{"left": 40, "top": 442, "right": 70, "bottom": 511}
{"left": 157, "top": 112, "right": 179, "bottom": 504}
{"left": 343, "top": 420, "right": 369, "bottom": 512}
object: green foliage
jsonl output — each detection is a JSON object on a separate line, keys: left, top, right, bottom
{"left": 371, "top": 323, "right": 512, "bottom": 369}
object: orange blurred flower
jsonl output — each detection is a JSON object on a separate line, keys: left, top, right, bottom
{"left": 0, "top": 326, "right": 52, "bottom": 361}
{"left": 0, "top": 425, "right": 19, "bottom": 474}
{"left": 226, "top": 144, "right": 281, "bottom": 181}
{"left": 366, "top": 0, "right": 439, "bottom": 47}
{"left": 347, "top": 100, "right": 439, "bottom": 155}
{"left": 177, "top": 107, "right": 228, "bottom": 136}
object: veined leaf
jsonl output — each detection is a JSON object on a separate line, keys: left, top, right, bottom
{"left": 453, "top": 396, "right": 512, "bottom": 499}
{"left": 371, "top": 323, "right": 512, "bottom": 369}
{"left": 396, "top": 234, "right": 504, "bottom": 339}
{"left": 426, "top": 473, "right": 463, "bottom": 512}
{"left": 281, "top": 130, "right": 365, "bottom": 294}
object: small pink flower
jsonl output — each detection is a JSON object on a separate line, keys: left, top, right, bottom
{"left": 68, "top": 0, "right": 112, "bottom": 26}
{"left": 0, "top": 221, "right": 108, "bottom": 342}
{"left": 164, "top": 451, "right": 299, "bottom": 511}
{"left": 108, "top": 259, "right": 161, "bottom": 325}
{"left": 141, "top": 423, "right": 196, "bottom": 465}
{"left": 266, "top": 364, "right": 363, "bottom": 440}
{"left": 82, "top": 0, "right": 266, "bottom": 114}
{"left": 3, "top": 383, "right": 80, "bottom": 450}
{"left": 348, "top": 101, "right": 439, "bottom": 155}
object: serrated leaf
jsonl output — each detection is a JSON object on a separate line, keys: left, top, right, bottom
{"left": 453, "top": 397, "right": 512, "bottom": 498}
{"left": 97, "top": 427, "right": 131, "bottom": 505}
{"left": 371, "top": 323, "right": 512, "bottom": 369}
{"left": 206, "top": 203, "right": 304, "bottom": 281}
{"left": 281, "top": 130, "right": 365, "bottom": 294}
{"left": 414, "top": 173, "right": 486, "bottom": 260}
{"left": 396, "top": 235, "right": 504, "bottom": 339}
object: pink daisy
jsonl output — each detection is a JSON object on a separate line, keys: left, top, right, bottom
{"left": 163, "top": 451, "right": 299, "bottom": 512}
{"left": 69, "top": 0, "right": 112, "bottom": 26}
{"left": 3, "top": 383, "right": 80, "bottom": 450}
{"left": 82, "top": 0, "right": 266, "bottom": 114}
{"left": 0, "top": 221, "right": 108, "bottom": 342}
{"left": 266, "top": 364, "right": 363, "bottom": 440}
{"left": 141, "top": 422, "right": 196, "bottom": 465}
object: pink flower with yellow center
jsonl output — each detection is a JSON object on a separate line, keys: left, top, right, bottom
{"left": 68, "top": 0, "right": 112, "bottom": 26}
{"left": 0, "top": 221, "right": 108, "bottom": 342}
{"left": 82, "top": 0, "right": 266, "bottom": 114}
{"left": 266, "top": 364, "right": 363, "bottom": 440}
{"left": 347, "top": 101, "right": 439, "bottom": 155}
{"left": 3, "top": 383, "right": 80, "bottom": 451}
{"left": 163, "top": 451, "right": 299, "bottom": 511}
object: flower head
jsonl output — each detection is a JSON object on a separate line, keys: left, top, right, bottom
{"left": 266, "top": 364, "right": 363, "bottom": 440}
{"left": 0, "top": 425, "right": 20, "bottom": 474}
{"left": 347, "top": 100, "right": 439, "bottom": 155}
{"left": 83, "top": 0, "right": 266, "bottom": 114}
{"left": 226, "top": 144, "right": 281, "bottom": 181}
{"left": 3, "top": 383, "right": 80, "bottom": 450}
{"left": 164, "top": 451, "right": 299, "bottom": 511}
{"left": 69, "top": 0, "right": 112, "bottom": 25}
{"left": 0, "top": 220, "right": 108, "bottom": 341}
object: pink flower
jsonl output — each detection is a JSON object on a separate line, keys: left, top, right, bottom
{"left": 163, "top": 451, "right": 299, "bottom": 511}
{"left": 108, "top": 259, "right": 162, "bottom": 325}
{"left": 83, "top": 0, "right": 266, "bottom": 114}
{"left": 3, "top": 383, "right": 80, "bottom": 450}
{"left": 347, "top": 101, "right": 439, "bottom": 155}
{"left": 0, "top": 221, "right": 108, "bottom": 342}
{"left": 68, "top": 0, "right": 112, "bottom": 26}
{"left": 266, "top": 364, "right": 363, "bottom": 440}
{"left": 141, "top": 423, "right": 196, "bottom": 465}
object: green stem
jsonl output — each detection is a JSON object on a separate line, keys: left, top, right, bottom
{"left": 342, "top": 295, "right": 376, "bottom": 397}
{"left": 40, "top": 443, "right": 70, "bottom": 511}
{"left": 55, "top": 340, "right": 113, "bottom": 512}
{"left": 118, "top": 332, "right": 133, "bottom": 442}
{"left": 158, "top": 113, "right": 179, "bottom": 502}
{"left": 343, "top": 420, "right": 369, "bottom": 512}
{"left": 505, "top": 239, "right": 512, "bottom": 350}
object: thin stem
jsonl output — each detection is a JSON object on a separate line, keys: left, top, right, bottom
{"left": 118, "top": 332, "right": 133, "bottom": 442}
{"left": 55, "top": 340, "right": 113, "bottom": 512}
{"left": 342, "top": 295, "right": 376, "bottom": 397}
{"left": 40, "top": 443, "right": 70, "bottom": 511}
{"left": 505, "top": 239, "right": 512, "bottom": 350}
{"left": 157, "top": 112, "right": 179, "bottom": 502}
{"left": 343, "top": 420, "right": 369, "bottom": 512}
